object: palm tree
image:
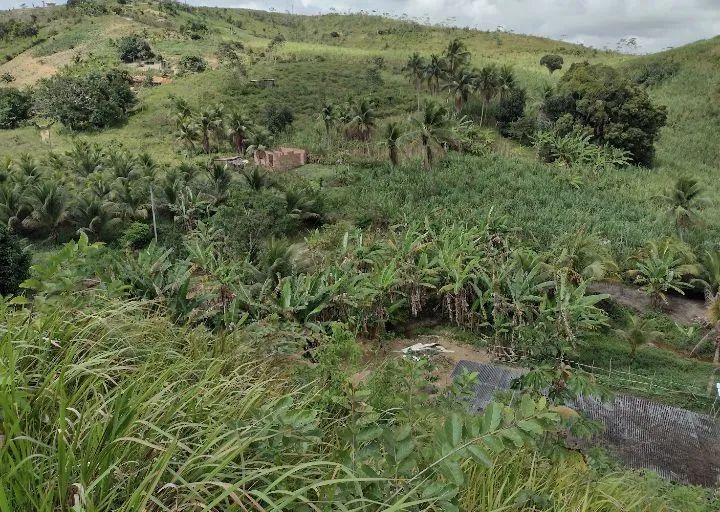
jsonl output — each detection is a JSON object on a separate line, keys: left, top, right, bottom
{"left": 208, "top": 104, "right": 225, "bottom": 149}
{"left": 242, "top": 166, "right": 271, "bottom": 192}
{"left": 105, "top": 150, "right": 137, "bottom": 180}
{"left": 206, "top": 163, "right": 232, "bottom": 204}
{"left": 402, "top": 52, "right": 426, "bottom": 111}
{"left": 474, "top": 64, "right": 500, "bottom": 126}
{"left": 226, "top": 111, "right": 252, "bottom": 154}
{"left": 442, "top": 69, "right": 476, "bottom": 113}
{"left": 136, "top": 152, "right": 158, "bottom": 179}
{"left": 382, "top": 121, "right": 403, "bottom": 168}
{"left": 196, "top": 109, "right": 214, "bottom": 154}
{"left": 658, "top": 177, "right": 705, "bottom": 240}
{"left": 243, "top": 129, "right": 273, "bottom": 158}
{"left": 112, "top": 180, "right": 148, "bottom": 222}
{"left": 318, "top": 102, "right": 336, "bottom": 144}
{"left": 65, "top": 140, "right": 103, "bottom": 178}
{"left": 443, "top": 38, "right": 470, "bottom": 75}
{"left": 698, "top": 250, "right": 720, "bottom": 299}
{"left": 497, "top": 64, "right": 516, "bottom": 100}
{"left": 346, "top": 99, "right": 376, "bottom": 144}
{"left": 0, "top": 183, "right": 31, "bottom": 229}
{"left": 614, "top": 314, "right": 662, "bottom": 360}
{"left": 629, "top": 242, "right": 694, "bottom": 309}
{"left": 176, "top": 120, "right": 199, "bottom": 153}
{"left": 411, "top": 101, "right": 457, "bottom": 172}
{"left": 423, "top": 54, "right": 445, "bottom": 94}
{"left": 14, "top": 154, "right": 42, "bottom": 186}
{"left": 29, "top": 182, "right": 68, "bottom": 239}
{"left": 74, "top": 195, "right": 121, "bottom": 242}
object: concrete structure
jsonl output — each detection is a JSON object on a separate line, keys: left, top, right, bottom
{"left": 213, "top": 156, "right": 248, "bottom": 169}
{"left": 253, "top": 147, "right": 307, "bottom": 171}
{"left": 452, "top": 360, "right": 720, "bottom": 486}
{"left": 250, "top": 79, "right": 276, "bottom": 88}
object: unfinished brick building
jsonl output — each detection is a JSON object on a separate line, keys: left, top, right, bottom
{"left": 253, "top": 147, "right": 307, "bottom": 171}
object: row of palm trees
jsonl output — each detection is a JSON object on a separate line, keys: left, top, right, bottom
{"left": 318, "top": 98, "right": 464, "bottom": 171}
{"left": 171, "top": 97, "right": 270, "bottom": 155}
{"left": 0, "top": 144, "right": 236, "bottom": 242}
{"left": 402, "top": 39, "right": 517, "bottom": 125}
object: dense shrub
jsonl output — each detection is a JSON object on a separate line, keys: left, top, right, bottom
{"left": 213, "top": 188, "right": 293, "bottom": 257}
{"left": 0, "top": 224, "right": 30, "bottom": 296}
{"left": 542, "top": 62, "right": 667, "bottom": 166}
{"left": 34, "top": 70, "right": 135, "bottom": 130}
{"left": 120, "top": 222, "right": 153, "bottom": 249}
{"left": 0, "top": 87, "right": 32, "bottom": 129}
{"left": 507, "top": 115, "right": 537, "bottom": 146}
{"left": 0, "top": 19, "right": 38, "bottom": 40}
{"left": 263, "top": 103, "right": 294, "bottom": 134}
{"left": 494, "top": 87, "right": 526, "bottom": 137}
{"left": 540, "top": 54, "right": 563, "bottom": 73}
{"left": 178, "top": 55, "right": 207, "bottom": 73}
{"left": 182, "top": 20, "right": 208, "bottom": 40}
{"left": 117, "top": 35, "right": 155, "bottom": 63}
{"left": 629, "top": 60, "right": 680, "bottom": 87}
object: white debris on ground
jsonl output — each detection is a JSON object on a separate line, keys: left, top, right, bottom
{"left": 400, "top": 341, "right": 454, "bottom": 360}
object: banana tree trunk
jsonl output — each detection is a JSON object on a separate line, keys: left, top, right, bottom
{"left": 423, "top": 142, "right": 433, "bottom": 172}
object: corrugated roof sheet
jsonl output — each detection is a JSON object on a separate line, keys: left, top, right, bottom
{"left": 452, "top": 360, "right": 720, "bottom": 486}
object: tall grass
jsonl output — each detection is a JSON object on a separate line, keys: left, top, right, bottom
{"left": 1, "top": 294, "right": 716, "bottom": 511}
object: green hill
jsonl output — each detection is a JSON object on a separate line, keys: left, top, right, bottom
{"left": 0, "top": 1, "right": 624, "bottom": 159}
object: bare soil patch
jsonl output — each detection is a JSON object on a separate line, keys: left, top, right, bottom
{"left": 358, "top": 332, "right": 491, "bottom": 389}
{"left": 589, "top": 280, "right": 707, "bottom": 324}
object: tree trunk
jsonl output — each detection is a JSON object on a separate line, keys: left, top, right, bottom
{"left": 389, "top": 146, "right": 398, "bottom": 168}
{"left": 714, "top": 331, "right": 720, "bottom": 365}
{"left": 455, "top": 96, "right": 463, "bottom": 113}
{"left": 202, "top": 130, "right": 210, "bottom": 154}
{"left": 423, "top": 142, "right": 432, "bottom": 172}
{"left": 480, "top": 101, "right": 486, "bottom": 127}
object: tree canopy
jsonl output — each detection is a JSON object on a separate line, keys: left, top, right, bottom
{"left": 34, "top": 70, "right": 136, "bottom": 130}
{"left": 542, "top": 62, "right": 667, "bottom": 166}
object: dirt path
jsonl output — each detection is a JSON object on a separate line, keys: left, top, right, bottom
{"left": 589, "top": 281, "right": 707, "bottom": 324}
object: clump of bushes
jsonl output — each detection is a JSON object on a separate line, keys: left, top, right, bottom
{"left": 178, "top": 55, "right": 207, "bottom": 74}
{"left": 34, "top": 69, "right": 135, "bottom": 130}
{"left": 263, "top": 103, "right": 294, "bottom": 134}
{"left": 0, "top": 87, "right": 32, "bottom": 129}
{"left": 0, "top": 18, "right": 39, "bottom": 40}
{"left": 493, "top": 87, "right": 526, "bottom": 137}
{"left": 0, "top": 224, "right": 30, "bottom": 296}
{"left": 629, "top": 60, "right": 680, "bottom": 87}
{"left": 116, "top": 34, "right": 155, "bottom": 63}
{"left": 120, "top": 222, "right": 153, "bottom": 249}
{"left": 540, "top": 54, "right": 563, "bottom": 74}
{"left": 182, "top": 20, "right": 208, "bottom": 40}
{"left": 542, "top": 62, "right": 667, "bottom": 166}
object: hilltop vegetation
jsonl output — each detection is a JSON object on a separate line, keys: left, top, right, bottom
{"left": 1, "top": 1, "right": 720, "bottom": 510}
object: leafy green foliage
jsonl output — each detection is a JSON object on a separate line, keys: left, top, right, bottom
{"left": 0, "top": 224, "right": 30, "bottom": 296}
{"left": 263, "top": 102, "right": 295, "bottom": 134}
{"left": 177, "top": 54, "right": 207, "bottom": 73}
{"left": 542, "top": 62, "right": 667, "bottom": 166}
{"left": 34, "top": 70, "right": 136, "bottom": 130}
{"left": 119, "top": 221, "right": 153, "bottom": 249}
{"left": 533, "top": 130, "right": 631, "bottom": 171}
{"left": 493, "top": 87, "right": 526, "bottom": 136}
{"left": 0, "top": 87, "right": 31, "bottom": 129}
{"left": 539, "top": 53, "right": 563, "bottom": 73}
{"left": 116, "top": 34, "right": 155, "bottom": 63}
